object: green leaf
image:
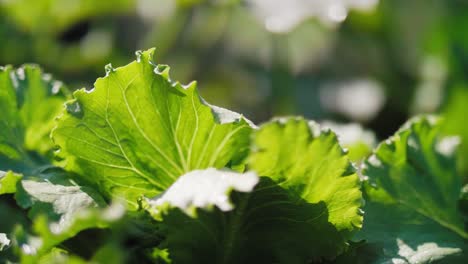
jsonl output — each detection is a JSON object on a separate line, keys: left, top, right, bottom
{"left": 353, "top": 202, "right": 466, "bottom": 263}
{"left": 0, "top": 197, "right": 29, "bottom": 262}
{"left": 34, "top": 204, "right": 124, "bottom": 256}
{"left": 37, "top": 248, "right": 88, "bottom": 264}
{"left": 460, "top": 184, "right": 468, "bottom": 221}
{"left": 145, "top": 118, "right": 363, "bottom": 263}
{"left": 0, "top": 166, "right": 122, "bottom": 262}
{"left": 358, "top": 116, "right": 468, "bottom": 263}
{"left": 142, "top": 168, "right": 259, "bottom": 264}
{"left": 0, "top": 0, "right": 135, "bottom": 33}
{"left": 0, "top": 171, "right": 22, "bottom": 194}
{"left": 35, "top": 242, "right": 133, "bottom": 264}
{"left": 149, "top": 247, "right": 172, "bottom": 264}
{"left": 248, "top": 118, "right": 363, "bottom": 235}
{"left": 52, "top": 48, "right": 253, "bottom": 208}
{"left": 441, "top": 85, "right": 468, "bottom": 177}
{"left": 14, "top": 176, "right": 107, "bottom": 227}
{"left": 14, "top": 203, "right": 125, "bottom": 263}
{"left": 91, "top": 243, "right": 127, "bottom": 264}
{"left": 0, "top": 196, "right": 30, "bottom": 237}
{"left": 0, "top": 65, "right": 69, "bottom": 173}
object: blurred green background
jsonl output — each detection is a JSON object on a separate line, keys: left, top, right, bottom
{"left": 1, "top": 0, "right": 467, "bottom": 148}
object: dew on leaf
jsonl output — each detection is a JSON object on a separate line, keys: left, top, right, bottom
{"left": 105, "top": 63, "right": 115, "bottom": 76}
{"left": 135, "top": 50, "right": 143, "bottom": 63}
{"left": 66, "top": 101, "right": 84, "bottom": 118}
{"left": 51, "top": 81, "right": 62, "bottom": 94}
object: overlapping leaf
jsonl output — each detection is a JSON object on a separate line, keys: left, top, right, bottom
{"left": 142, "top": 168, "right": 259, "bottom": 263}
{"left": 144, "top": 118, "right": 363, "bottom": 263}
{"left": 143, "top": 168, "right": 259, "bottom": 219}
{"left": 0, "top": 65, "right": 125, "bottom": 263}
{"left": 3, "top": 48, "right": 466, "bottom": 264}
{"left": 357, "top": 116, "right": 468, "bottom": 263}
{"left": 52, "top": 48, "right": 253, "bottom": 207}
{"left": 15, "top": 204, "right": 125, "bottom": 264}
{"left": 247, "top": 118, "right": 363, "bottom": 260}
{"left": 0, "top": 65, "right": 69, "bottom": 173}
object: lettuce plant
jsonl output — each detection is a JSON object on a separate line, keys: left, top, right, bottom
{"left": 0, "top": 49, "right": 466, "bottom": 263}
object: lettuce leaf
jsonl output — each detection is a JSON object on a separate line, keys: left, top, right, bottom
{"left": 52, "top": 48, "right": 253, "bottom": 208}
{"left": 357, "top": 116, "right": 467, "bottom": 263}
{"left": 0, "top": 65, "right": 69, "bottom": 173}
{"left": 0, "top": 168, "right": 124, "bottom": 263}
{"left": 144, "top": 118, "right": 363, "bottom": 263}
{"left": 0, "top": 171, "right": 22, "bottom": 194}
{"left": 247, "top": 118, "right": 363, "bottom": 260}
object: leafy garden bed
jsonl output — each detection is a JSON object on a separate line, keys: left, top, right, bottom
{"left": 0, "top": 49, "right": 466, "bottom": 263}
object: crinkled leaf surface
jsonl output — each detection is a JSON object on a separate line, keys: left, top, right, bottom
{"left": 0, "top": 65, "right": 69, "bottom": 173}
{"left": 140, "top": 168, "right": 260, "bottom": 264}
{"left": 248, "top": 118, "right": 363, "bottom": 235}
{"left": 14, "top": 173, "right": 107, "bottom": 231}
{"left": 145, "top": 118, "right": 363, "bottom": 263}
{"left": 21, "top": 203, "right": 125, "bottom": 262}
{"left": 0, "top": 166, "right": 119, "bottom": 263}
{"left": 357, "top": 116, "right": 468, "bottom": 263}
{"left": 52, "top": 48, "right": 253, "bottom": 207}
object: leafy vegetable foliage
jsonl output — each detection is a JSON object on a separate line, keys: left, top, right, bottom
{"left": 143, "top": 118, "right": 362, "bottom": 263}
{"left": 0, "top": 65, "right": 123, "bottom": 263}
{"left": 0, "top": 65, "right": 69, "bottom": 173}
{"left": 1, "top": 49, "right": 467, "bottom": 263}
{"left": 356, "top": 116, "right": 467, "bottom": 263}
{"left": 52, "top": 49, "right": 252, "bottom": 208}
{"left": 248, "top": 119, "right": 363, "bottom": 234}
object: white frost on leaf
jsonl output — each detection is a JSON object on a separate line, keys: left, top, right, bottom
{"left": 396, "top": 238, "right": 462, "bottom": 263}
{"left": 0, "top": 233, "right": 10, "bottom": 251}
{"left": 203, "top": 99, "right": 257, "bottom": 128}
{"left": 147, "top": 168, "right": 259, "bottom": 215}
{"left": 21, "top": 180, "right": 99, "bottom": 233}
